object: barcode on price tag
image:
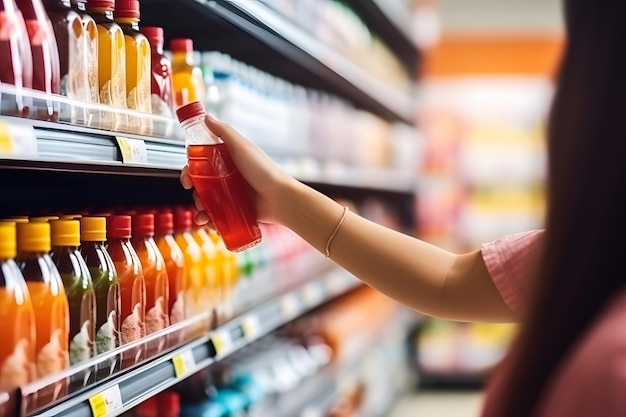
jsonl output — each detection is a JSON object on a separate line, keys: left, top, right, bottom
{"left": 280, "top": 293, "right": 300, "bottom": 319}
{"left": 211, "top": 330, "right": 232, "bottom": 357}
{"left": 172, "top": 349, "right": 196, "bottom": 378}
{"left": 88, "top": 385, "right": 122, "bottom": 417}
{"left": 242, "top": 315, "right": 261, "bottom": 340}
{"left": 116, "top": 136, "right": 147, "bottom": 163}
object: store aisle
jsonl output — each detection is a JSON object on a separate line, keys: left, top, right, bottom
{"left": 389, "top": 390, "right": 485, "bottom": 417}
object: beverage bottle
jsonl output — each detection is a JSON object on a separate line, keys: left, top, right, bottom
{"left": 49, "top": 220, "right": 96, "bottom": 367}
{"left": 16, "top": 0, "right": 60, "bottom": 121}
{"left": 0, "top": 222, "right": 36, "bottom": 390}
{"left": 0, "top": 0, "right": 33, "bottom": 117}
{"left": 131, "top": 213, "right": 169, "bottom": 357}
{"left": 170, "top": 37, "right": 205, "bottom": 109}
{"left": 114, "top": 0, "right": 151, "bottom": 135}
{"left": 208, "top": 229, "right": 239, "bottom": 322}
{"left": 85, "top": 0, "right": 127, "bottom": 130}
{"left": 154, "top": 212, "right": 185, "bottom": 328}
{"left": 176, "top": 101, "right": 262, "bottom": 252}
{"left": 70, "top": 0, "right": 99, "bottom": 111}
{"left": 140, "top": 26, "right": 174, "bottom": 115}
{"left": 79, "top": 216, "right": 121, "bottom": 377}
{"left": 106, "top": 214, "right": 145, "bottom": 367}
{"left": 190, "top": 220, "right": 217, "bottom": 327}
{"left": 173, "top": 208, "right": 206, "bottom": 336}
{"left": 15, "top": 221, "right": 69, "bottom": 403}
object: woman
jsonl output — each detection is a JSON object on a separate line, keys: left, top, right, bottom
{"left": 181, "top": 0, "right": 626, "bottom": 415}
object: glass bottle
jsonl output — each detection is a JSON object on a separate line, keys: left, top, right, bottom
{"left": 170, "top": 37, "right": 205, "bottom": 110}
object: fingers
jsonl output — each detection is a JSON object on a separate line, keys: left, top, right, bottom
{"left": 204, "top": 114, "right": 246, "bottom": 146}
{"left": 180, "top": 165, "right": 193, "bottom": 190}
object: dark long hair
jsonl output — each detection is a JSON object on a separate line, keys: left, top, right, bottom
{"left": 485, "top": 1, "right": 626, "bottom": 416}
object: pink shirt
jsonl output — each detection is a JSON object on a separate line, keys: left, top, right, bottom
{"left": 480, "top": 230, "right": 626, "bottom": 416}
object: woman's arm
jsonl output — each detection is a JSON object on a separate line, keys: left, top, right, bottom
{"left": 182, "top": 115, "right": 518, "bottom": 323}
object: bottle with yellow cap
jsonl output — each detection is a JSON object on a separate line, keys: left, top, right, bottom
{"left": 79, "top": 216, "right": 121, "bottom": 377}
{"left": 0, "top": 222, "right": 37, "bottom": 390}
{"left": 49, "top": 219, "right": 96, "bottom": 376}
{"left": 15, "top": 221, "right": 70, "bottom": 402}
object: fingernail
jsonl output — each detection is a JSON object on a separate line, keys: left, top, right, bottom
{"left": 206, "top": 113, "right": 218, "bottom": 122}
{"left": 195, "top": 211, "right": 210, "bottom": 225}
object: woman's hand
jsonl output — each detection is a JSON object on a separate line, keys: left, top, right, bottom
{"left": 180, "top": 114, "right": 298, "bottom": 226}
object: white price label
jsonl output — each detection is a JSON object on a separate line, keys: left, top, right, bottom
{"left": 172, "top": 349, "right": 196, "bottom": 378}
{"left": 116, "top": 136, "right": 148, "bottom": 163}
{"left": 280, "top": 293, "right": 300, "bottom": 319}
{"left": 88, "top": 384, "right": 122, "bottom": 417}
{"left": 0, "top": 121, "right": 37, "bottom": 157}
{"left": 242, "top": 315, "right": 261, "bottom": 340}
{"left": 211, "top": 330, "right": 232, "bottom": 356}
{"left": 302, "top": 282, "right": 324, "bottom": 307}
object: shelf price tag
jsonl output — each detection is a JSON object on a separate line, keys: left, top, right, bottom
{"left": 116, "top": 136, "right": 147, "bottom": 163}
{"left": 0, "top": 121, "right": 38, "bottom": 157}
{"left": 280, "top": 293, "right": 300, "bottom": 319}
{"left": 211, "top": 330, "right": 232, "bottom": 357}
{"left": 172, "top": 349, "right": 196, "bottom": 378}
{"left": 242, "top": 315, "right": 261, "bottom": 340}
{"left": 88, "top": 384, "right": 122, "bottom": 417}
{"left": 302, "top": 281, "right": 324, "bottom": 307}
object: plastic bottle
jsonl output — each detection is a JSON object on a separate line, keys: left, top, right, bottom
{"left": 131, "top": 213, "right": 169, "bottom": 357}
{"left": 0, "top": 222, "right": 36, "bottom": 390}
{"left": 15, "top": 221, "right": 69, "bottom": 395}
{"left": 154, "top": 212, "right": 185, "bottom": 330}
{"left": 173, "top": 208, "right": 207, "bottom": 336}
{"left": 16, "top": 0, "right": 60, "bottom": 121}
{"left": 70, "top": 0, "right": 99, "bottom": 107}
{"left": 140, "top": 26, "right": 174, "bottom": 116}
{"left": 106, "top": 214, "right": 145, "bottom": 367}
{"left": 79, "top": 216, "right": 121, "bottom": 377}
{"left": 208, "top": 229, "right": 239, "bottom": 322}
{"left": 0, "top": 0, "right": 33, "bottom": 117}
{"left": 114, "top": 0, "right": 151, "bottom": 136}
{"left": 170, "top": 37, "right": 205, "bottom": 109}
{"left": 190, "top": 220, "right": 217, "bottom": 327}
{"left": 49, "top": 219, "right": 96, "bottom": 368}
{"left": 85, "top": 0, "right": 127, "bottom": 130}
{"left": 176, "top": 101, "right": 262, "bottom": 252}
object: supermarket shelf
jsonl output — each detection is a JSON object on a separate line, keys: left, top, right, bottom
{"left": 27, "top": 268, "right": 361, "bottom": 417}
{"left": 140, "top": 0, "right": 418, "bottom": 124}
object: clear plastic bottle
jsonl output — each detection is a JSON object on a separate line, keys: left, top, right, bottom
{"left": 0, "top": 222, "right": 36, "bottom": 390}
{"left": 0, "top": 0, "right": 33, "bottom": 117}
{"left": 170, "top": 38, "right": 205, "bottom": 109}
{"left": 141, "top": 26, "right": 174, "bottom": 116}
{"left": 114, "top": 0, "right": 151, "bottom": 135}
{"left": 106, "top": 214, "right": 145, "bottom": 368}
{"left": 79, "top": 216, "right": 120, "bottom": 377}
{"left": 176, "top": 101, "right": 261, "bottom": 252}
{"left": 190, "top": 220, "right": 217, "bottom": 328}
{"left": 131, "top": 213, "right": 169, "bottom": 357}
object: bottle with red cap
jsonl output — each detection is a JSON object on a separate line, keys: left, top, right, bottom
{"left": 15, "top": 0, "right": 60, "bottom": 121}
{"left": 140, "top": 26, "right": 174, "bottom": 116}
{"left": 0, "top": 0, "right": 34, "bottom": 117}
{"left": 85, "top": 0, "right": 127, "bottom": 130}
{"left": 154, "top": 211, "right": 186, "bottom": 343}
{"left": 176, "top": 101, "right": 262, "bottom": 253}
{"left": 170, "top": 37, "right": 205, "bottom": 109}
{"left": 131, "top": 213, "right": 169, "bottom": 357}
{"left": 114, "top": 0, "right": 152, "bottom": 136}
{"left": 106, "top": 214, "right": 145, "bottom": 368}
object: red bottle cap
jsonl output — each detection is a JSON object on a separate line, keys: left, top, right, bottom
{"left": 107, "top": 215, "right": 132, "bottom": 239}
{"left": 115, "top": 0, "right": 140, "bottom": 19}
{"left": 155, "top": 212, "right": 174, "bottom": 235}
{"left": 141, "top": 26, "right": 164, "bottom": 47}
{"left": 132, "top": 213, "right": 154, "bottom": 237}
{"left": 176, "top": 101, "right": 205, "bottom": 123}
{"left": 86, "top": 0, "right": 114, "bottom": 9}
{"left": 173, "top": 209, "right": 192, "bottom": 232}
{"left": 169, "top": 38, "right": 193, "bottom": 53}
{"left": 158, "top": 391, "right": 180, "bottom": 417}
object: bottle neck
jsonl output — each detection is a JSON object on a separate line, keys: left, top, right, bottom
{"left": 87, "top": 7, "right": 114, "bottom": 21}
{"left": 116, "top": 17, "right": 140, "bottom": 31}
{"left": 44, "top": 0, "right": 72, "bottom": 10}
{"left": 72, "top": 0, "right": 87, "bottom": 12}
{"left": 172, "top": 50, "right": 194, "bottom": 65}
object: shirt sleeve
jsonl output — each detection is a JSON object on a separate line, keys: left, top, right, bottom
{"left": 480, "top": 229, "right": 545, "bottom": 316}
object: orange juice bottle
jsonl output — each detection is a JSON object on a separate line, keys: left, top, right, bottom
{"left": 173, "top": 209, "right": 206, "bottom": 335}
{"left": 170, "top": 38, "right": 205, "bottom": 109}
{"left": 191, "top": 222, "right": 217, "bottom": 327}
{"left": 106, "top": 215, "right": 145, "bottom": 367}
{"left": 49, "top": 219, "right": 96, "bottom": 368}
{"left": 79, "top": 216, "right": 120, "bottom": 376}
{"left": 208, "top": 229, "right": 239, "bottom": 322}
{"left": 0, "top": 222, "right": 36, "bottom": 390}
{"left": 131, "top": 213, "right": 169, "bottom": 357}
{"left": 154, "top": 212, "right": 185, "bottom": 327}
{"left": 15, "top": 221, "right": 69, "bottom": 392}
{"left": 85, "top": 0, "right": 127, "bottom": 130}
{"left": 114, "top": 0, "right": 151, "bottom": 135}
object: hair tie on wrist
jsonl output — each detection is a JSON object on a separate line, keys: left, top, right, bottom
{"left": 325, "top": 206, "right": 349, "bottom": 258}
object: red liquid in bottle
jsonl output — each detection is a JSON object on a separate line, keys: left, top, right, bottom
{"left": 187, "top": 143, "right": 261, "bottom": 252}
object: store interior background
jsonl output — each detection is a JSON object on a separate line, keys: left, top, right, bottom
{"left": 392, "top": 0, "right": 563, "bottom": 415}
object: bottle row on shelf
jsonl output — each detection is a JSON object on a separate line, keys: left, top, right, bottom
{"left": 0, "top": 206, "right": 320, "bottom": 416}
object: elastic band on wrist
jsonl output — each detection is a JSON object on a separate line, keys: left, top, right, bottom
{"left": 325, "top": 206, "right": 349, "bottom": 258}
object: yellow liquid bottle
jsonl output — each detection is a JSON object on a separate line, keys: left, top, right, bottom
{"left": 170, "top": 38, "right": 205, "bottom": 110}
{"left": 114, "top": 0, "right": 152, "bottom": 136}
{"left": 208, "top": 229, "right": 239, "bottom": 323}
{"left": 85, "top": 0, "right": 127, "bottom": 131}
{"left": 192, "top": 223, "right": 217, "bottom": 329}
